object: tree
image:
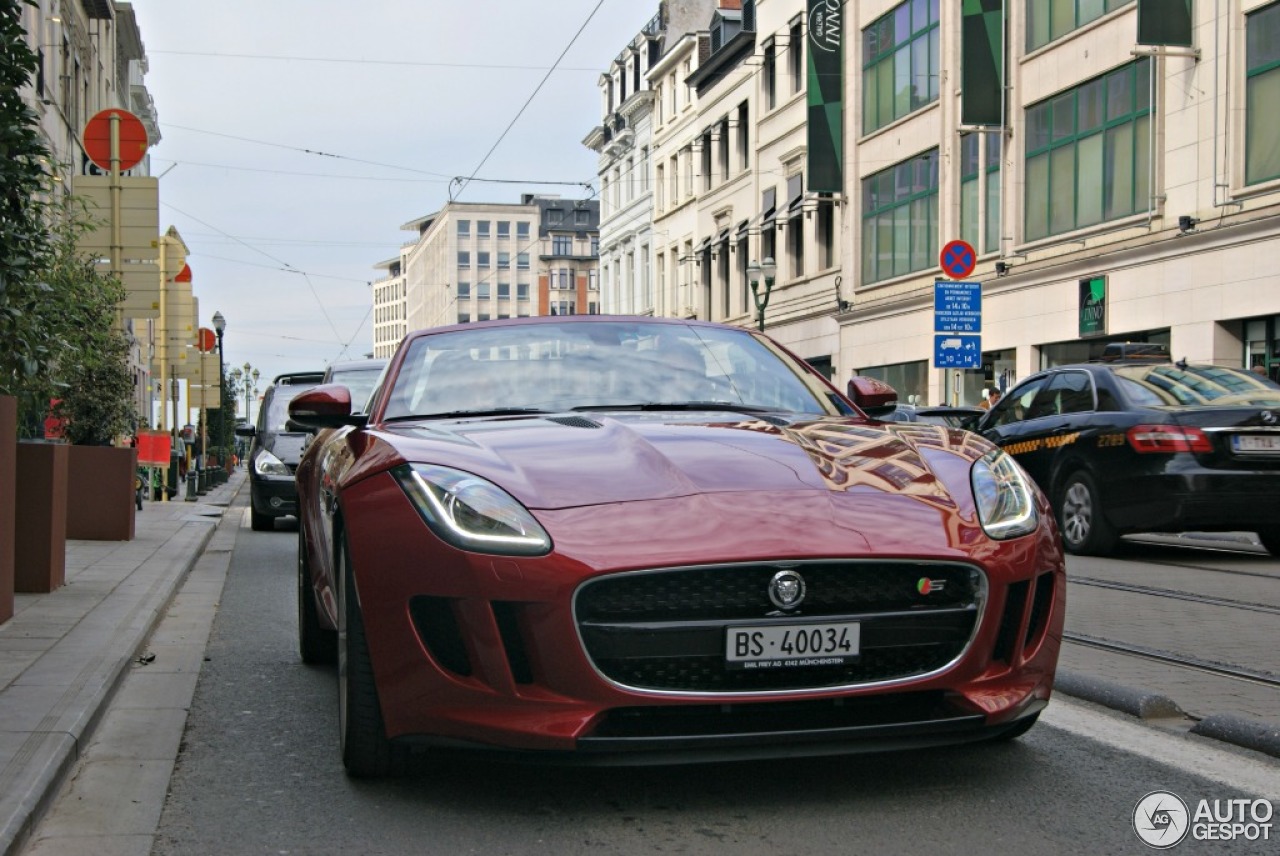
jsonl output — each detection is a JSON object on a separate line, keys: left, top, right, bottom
{"left": 0, "top": 0, "right": 60, "bottom": 434}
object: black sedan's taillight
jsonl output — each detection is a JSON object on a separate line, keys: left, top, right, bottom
{"left": 1126, "top": 424, "right": 1212, "bottom": 453}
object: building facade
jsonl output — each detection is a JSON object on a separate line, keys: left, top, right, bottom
{"left": 400, "top": 195, "right": 600, "bottom": 336}
{"left": 370, "top": 251, "right": 408, "bottom": 360}
{"left": 18, "top": 0, "right": 164, "bottom": 426}
{"left": 843, "top": 0, "right": 1280, "bottom": 406}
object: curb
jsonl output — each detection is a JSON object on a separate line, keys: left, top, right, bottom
{"left": 0, "top": 478, "right": 242, "bottom": 856}
{"left": 1190, "top": 714, "right": 1280, "bottom": 760}
{"left": 1055, "top": 669, "right": 1280, "bottom": 760}
{"left": 1054, "top": 669, "right": 1185, "bottom": 719}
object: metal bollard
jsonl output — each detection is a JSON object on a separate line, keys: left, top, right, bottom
{"left": 185, "top": 470, "right": 198, "bottom": 502}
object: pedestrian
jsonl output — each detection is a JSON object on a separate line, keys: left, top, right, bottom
{"left": 981, "top": 388, "right": 1002, "bottom": 410}
{"left": 1252, "top": 364, "right": 1266, "bottom": 376}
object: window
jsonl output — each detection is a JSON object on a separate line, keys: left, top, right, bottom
{"left": 591, "top": 236, "right": 599, "bottom": 256}
{"left": 702, "top": 131, "right": 713, "bottom": 191}
{"left": 1247, "top": 2, "right": 1280, "bottom": 185}
{"left": 785, "top": 173, "right": 804, "bottom": 278}
{"left": 517, "top": 283, "right": 530, "bottom": 300}
{"left": 656, "top": 164, "right": 666, "bottom": 209}
{"left": 737, "top": 103, "right": 750, "bottom": 172}
{"left": 960, "top": 133, "right": 1002, "bottom": 255}
{"left": 458, "top": 312, "right": 471, "bottom": 324}
{"left": 640, "top": 147, "right": 650, "bottom": 192}
{"left": 477, "top": 251, "right": 491, "bottom": 268}
{"left": 517, "top": 252, "right": 530, "bottom": 270}
{"left": 816, "top": 194, "right": 836, "bottom": 270}
{"left": 477, "top": 283, "right": 491, "bottom": 299}
{"left": 548, "top": 208, "right": 564, "bottom": 225}
{"left": 719, "top": 118, "right": 730, "bottom": 181}
{"left": 551, "top": 300, "right": 575, "bottom": 316}
{"left": 1027, "top": 0, "right": 1133, "bottom": 53}
{"left": 478, "top": 313, "right": 490, "bottom": 322}
{"left": 498, "top": 220, "right": 510, "bottom": 238}
{"left": 458, "top": 251, "right": 470, "bottom": 267}
{"left": 457, "top": 282, "right": 471, "bottom": 298}
{"left": 497, "top": 282, "right": 511, "bottom": 299}
{"left": 862, "top": 0, "right": 940, "bottom": 135}
{"left": 1024, "top": 59, "right": 1150, "bottom": 241}
{"left": 554, "top": 268, "right": 574, "bottom": 290}
{"left": 789, "top": 18, "right": 804, "bottom": 95}
{"left": 552, "top": 235, "right": 573, "bottom": 255}
{"left": 498, "top": 251, "right": 510, "bottom": 269}
{"left": 588, "top": 269, "right": 599, "bottom": 291}
{"left": 763, "top": 39, "right": 777, "bottom": 110}
{"left": 861, "top": 148, "right": 938, "bottom": 284}
{"left": 457, "top": 220, "right": 470, "bottom": 238}
{"left": 517, "top": 221, "right": 530, "bottom": 239}
{"left": 477, "top": 220, "right": 491, "bottom": 239}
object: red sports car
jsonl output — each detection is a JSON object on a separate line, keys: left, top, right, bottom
{"left": 290, "top": 316, "right": 1065, "bottom": 777}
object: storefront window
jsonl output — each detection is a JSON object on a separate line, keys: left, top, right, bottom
{"left": 859, "top": 360, "right": 930, "bottom": 405}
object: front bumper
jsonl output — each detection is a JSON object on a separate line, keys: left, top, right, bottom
{"left": 341, "top": 474, "right": 1066, "bottom": 758}
{"left": 249, "top": 474, "right": 299, "bottom": 518}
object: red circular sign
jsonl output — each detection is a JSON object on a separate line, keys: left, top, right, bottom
{"left": 940, "top": 239, "right": 977, "bottom": 279}
{"left": 197, "top": 328, "right": 217, "bottom": 353}
{"left": 83, "top": 109, "right": 149, "bottom": 171}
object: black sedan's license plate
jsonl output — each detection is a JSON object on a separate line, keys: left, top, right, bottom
{"left": 725, "top": 622, "right": 860, "bottom": 670}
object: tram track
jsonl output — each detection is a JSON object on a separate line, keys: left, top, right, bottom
{"left": 1067, "top": 575, "right": 1280, "bottom": 616}
{"left": 1062, "top": 632, "right": 1280, "bottom": 690}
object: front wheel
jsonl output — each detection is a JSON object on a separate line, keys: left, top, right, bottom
{"left": 1057, "top": 471, "right": 1118, "bottom": 556}
{"left": 1258, "top": 528, "right": 1280, "bottom": 558}
{"left": 337, "top": 531, "right": 411, "bottom": 778}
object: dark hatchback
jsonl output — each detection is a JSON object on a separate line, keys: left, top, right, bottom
{"left": 237, "top": 371, "right": 325, "bottom": 530}
{"left": 973, "top": 359, "right": 1280, "bottom": 555}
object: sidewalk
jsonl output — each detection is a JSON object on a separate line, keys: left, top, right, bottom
{"left": 0, "top": 471, "right": 245, "bottom": 856}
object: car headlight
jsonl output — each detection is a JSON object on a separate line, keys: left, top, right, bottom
{"left": 971, "top": 449, "right": 1038, "bottom": 540}
{"left": 253, "top": 448, "right": 291, "bottom": 477}
{"left": 393, "top": 464, "right": 552, "bottom": 556}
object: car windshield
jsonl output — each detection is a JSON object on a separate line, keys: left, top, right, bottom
{"left": 262, "top": 384, "right": 315, "bottom": 432}
{"left": 328, "top": 368, "right": 385, "bottom": 413}
{"left": 1113, "top": 364, "right": 1280, "bottom": 407}
{"left": 382, "top": 320, "right": 848, "bottom": 420}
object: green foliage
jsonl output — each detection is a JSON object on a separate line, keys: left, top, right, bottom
{"left": 0, "top": 0, "right": 59, "bottom": 428}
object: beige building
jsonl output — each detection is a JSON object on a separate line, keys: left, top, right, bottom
{"left": 398, "top": 195, "right": 600, "bottom": 337}
{"left": 842, "top": 0, "right": 1280, "bottom": 406}
{"left": 371, "top": 253, "right": 408, "bottom": 360}
{"left": 18, "top": 0, "right": 164, "bottom": 426}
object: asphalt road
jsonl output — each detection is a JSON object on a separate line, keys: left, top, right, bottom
{"left": 24, "top": 510, "right": 1280, "bottom": 855}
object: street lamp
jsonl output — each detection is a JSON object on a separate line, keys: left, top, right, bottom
{"left": 746, "top": 257, "right": 777, "bottom": 332}
{"left": 211, "top": 312, "right": 226, "bottom": 468}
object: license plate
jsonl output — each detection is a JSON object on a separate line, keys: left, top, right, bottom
{"left": 1232, "top": 434, "right": 1280, "bottom": 454}
{"left": 725, "top": 621, "right": 860, "bottom": 670}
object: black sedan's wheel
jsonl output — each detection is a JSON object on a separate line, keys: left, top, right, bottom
{"left": 1058, "top": 471, "right": 1118, "bottom": 556}
{"left": 337, "top": 532, "right": 410, "bottom": 778}
{"left": 297, "top": 526, "right": 336, "bottom": 665}
{"left": 1258, "top": 528, "right": 1280, "bottom": 558}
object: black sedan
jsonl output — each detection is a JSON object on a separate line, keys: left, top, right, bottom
{"left": 883, "top": 404, "right": 984, "bottom": 430}
{"left": 973, "top": 358, "right": 1280, "bottom": 555}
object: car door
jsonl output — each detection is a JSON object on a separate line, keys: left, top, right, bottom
{"left": 976, "top": 373, "right": 1060, "bottom": 491}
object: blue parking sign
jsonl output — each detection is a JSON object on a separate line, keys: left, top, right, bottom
{"left": 934, "top": 335, "right": 982, "bottom": 368}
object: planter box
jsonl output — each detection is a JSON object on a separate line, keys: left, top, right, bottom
{"left": 0, "top": 396, "right": 15, "bottom": 622}
{"left": 14, "top": 441, "right": 68, "bottom": 593}
{"left": 66, "top": 445, "right": 138, "bottom": 541}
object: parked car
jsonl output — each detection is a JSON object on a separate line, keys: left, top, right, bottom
{"left": 973, "top": 356, "right": 1280, "bottom": 556}
{"left": 322, "top": 358, "right": 388, "bottom": 414}
{"left": 236, "top": 371, "right": 325, "bottom": 531}
{"left": 883, "top": 403, "right": 985, "bottom": 429}
{"left": 290, "top": 316, "right": 1065, "bottom": 777}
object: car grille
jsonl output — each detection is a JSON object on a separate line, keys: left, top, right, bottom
{"left": 575, "top": 561, "right": 984, "bottom": 693}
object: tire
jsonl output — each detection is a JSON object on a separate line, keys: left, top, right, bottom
{"left": 1258, "top": 528, "right": 1280, "bottom": 558}
{"left": 1057, "top": 470, "right": 1118, "bottom": 556}
{"left": 337, "top": 531, "right": 411, "bottom": 778}
{"left": 990, "top": 712, "right": 1040, "bottom": 742}
{"left": 297, "top": 527, "right": 336, "bottom": 665}
{"left": 250, "top": 507, "right": 273, "bottom": 531}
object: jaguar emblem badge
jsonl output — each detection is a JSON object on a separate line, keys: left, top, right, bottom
{"left": 768, "top": 569, "right": 806, "bottom": 611}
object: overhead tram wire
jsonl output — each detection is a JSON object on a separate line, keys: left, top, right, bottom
{"left": 451, "top": 0, "right": 608, "bottom": 202}
{"left": 149, "top": 49, "right": 600, "bottom": 73}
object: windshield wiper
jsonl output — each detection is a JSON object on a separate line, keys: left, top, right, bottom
{"left": 383, "top": 407, "right": 549, "bottom": 422}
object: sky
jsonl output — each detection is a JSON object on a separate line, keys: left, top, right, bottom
{"left": 128, "top": 0, "right": 657, "bottom": 398}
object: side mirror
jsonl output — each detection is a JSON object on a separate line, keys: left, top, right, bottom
{"left": 847, "top": 376, "right": 899, "bottom": 418}
{"left": 234, "top": 425, "right": 256, "bottom": 438}
{"left": 287, "top": 384, "right": 368, "bottom": 432}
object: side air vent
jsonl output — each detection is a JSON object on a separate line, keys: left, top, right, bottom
{"left": 545, "top": 416, "right": 602, "bottom": 429}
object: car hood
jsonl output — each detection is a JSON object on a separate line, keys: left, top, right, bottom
{"left": 367, "top": 412, "right": 987, "bottom": 515}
